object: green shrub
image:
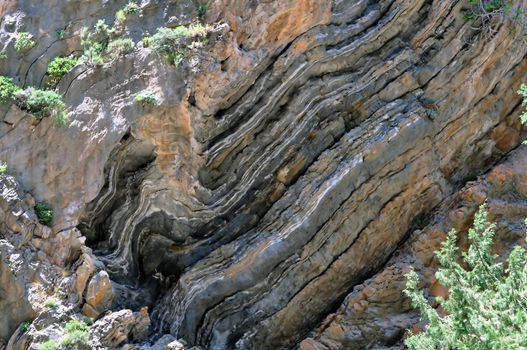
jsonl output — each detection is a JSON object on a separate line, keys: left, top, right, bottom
{"left": 64, "top": 320, "right": 89, "bottom": 333}
{"left": 142, "top": 36, "right": 153, "bottom": 47}
{"left": 0, "top": 162, "right": 7, "bottom": 175}
{"left": 404, "top": 204, "right": 527, "bottom": 349}
{"left": 15, "top": 32, "right": 36, "bottom": 52}
{"left": 47, "top": 56, "right": 79, "bottom": 87}
{"left": 34, "top": 203, "right": 53, "bottom": 226}
{"left": 37, "top": 340, "right": 57, "bottom": 350}
{"left": 106, "top": 37, "right": 134, "bottom": 59}
{"left": 16, "top": 88, "right": 68, "bottom": 126}
{"left": 147, "top": 24, "right": 209, "bottom": 65}
{"left": 61, "top": 330, "right": 88, "bottom": 348}
{"left": 166, "top": 49, "right": 187, "bottom": 66}
{"left": 44, "top": 298, "right": 57, "bottom": 308}
{"left": 197, "top": 3, "right": 209, "bottom": 19}
{"left": 0, "top": 76, "right": 21, "bottom": 104}
{"left": 0, "top": 53, "right": 7, "bottom": 60}
{"left": 123, "top": 2, "right": 140, "bottom": 14}
{"left": 82, "top": 316, "right": 94, "bottom": 326}
{"left": 115, "top": 9, "right": 127, "bottom": 24}
{"left": 20, "top": 322, "right": 30, "bottom": 333}
{"left": 56, "top": 29, "right": 65, "bottom": 39}
{"left": 135, "top": 91, "right": 157, "bottom": 106}
{"left": 463, "top": 1, "right": 525, "bottom": 36}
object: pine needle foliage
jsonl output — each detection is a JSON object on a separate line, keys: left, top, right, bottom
{"left": 404, "top": 204, "right": 527, "bottom": 350}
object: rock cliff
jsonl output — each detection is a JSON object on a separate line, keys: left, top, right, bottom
{"left": 0, "top": 0, "right": 526, "bottom": 349}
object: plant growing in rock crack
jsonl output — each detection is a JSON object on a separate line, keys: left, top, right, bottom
{"left": 0, "top": 76, "right": 21, "bottom": 104}
{"left": 15, "top": 32, "right": 36, "bottom": 52}
{"left": 80, "top": 19, "right": 117, "bottom": 66}
{"left": 34, "top": 203, "right": 53, "bottom": 226}
{"left": 146, "top": 24, "right": 210, "bottom": 65}
{"left": 463, "top": 0, "right": 527, "bottom": 37}
{"left": 116, "top": 1, "right": 141, "bottom": 24}
{"left": 44, "top": 298, "right": 57, "bottom": 308}
{"left": 197, "top": 2, "right": 209, "bottom": 20}
{"left": 47, "top": 55, "right": 79, "bottom": 87}
{"left": 404, "top": 203, "right": 527, "bottom": 349}
{"left": 15, "top": 88, "right": 68, "bottom": 127}
{"left": 37, "top": 340, "right": 57, "bottom": 350}
{"left": 61, "top": 320, "right": 89, "bottom": 349}
{"left": 0, "top": 162, "right": 7, "bottom": 175}
{"left": 106, "top": 37, "right": 134, "bottom": 59}
{"left": 135, "top": 91, "right": 157, "bottom": 106}
{"left": 20, "top": 322, "right": 30, "bottom": 333}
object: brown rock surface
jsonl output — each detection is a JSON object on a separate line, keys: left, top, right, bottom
{"left": 0, "top": 0, "right": 526, "bottom": 350}
{"left": 301, "top": 147, "right": 527, "bottom": 349}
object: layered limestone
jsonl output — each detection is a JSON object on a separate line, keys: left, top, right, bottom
{"left": 0, "top": 0, "right": 526, "bottom": 350}
{"left": 300, "top": 146, "right": 527, "bottom": 350}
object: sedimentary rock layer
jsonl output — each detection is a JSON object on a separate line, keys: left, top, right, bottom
{"left": 1, "top": 0, "right": 526, "bottom": 349}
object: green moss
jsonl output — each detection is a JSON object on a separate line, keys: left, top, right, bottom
{"left": 34, "top": 203, "right": 53, "bottom": 226}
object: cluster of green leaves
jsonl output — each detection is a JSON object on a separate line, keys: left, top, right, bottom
{"left": 16, "top": 88, "right": 68, "bottom": 126}
{"left": 15, "top": 32, "right": 36, "bottom": 52}
{"left": 116, "top": 1, "right": 141, "bottom": 23}
{"left": 61, "top": 320, "right": 89, "bottom": 348}
{"left": 0, "top": 162, "right": 7, "bottom": 175}
{"left": 106, "top": 37, "right": 134, "bottom": 59}
{"left": 47, "top": 56, "right": 79, "bottom": 87}
{"left": 0, "top": 76, "right": 21, "bottom": 104}
{"left": 44, "top": 298, "right": 57, "bottom": 308}
{"left": 81, "top": 19, "right": 135, "bottom": 65}
{"left": 143, "top": 24, "right": 210, "bottom": 65}
{"left": 37, "top": 340, "right": 57, "bottom": 350}
{"left": 404, "top": 204, "right": 527, "bottom": 349}
{"left": 0, "top": 75, "right": 68, "bottom": 126}
{"left": 34, "top": 203, "right": 53, "bottom": 226}
{"left": 20, "top": 322, "right": 30, "bottom": 333}
{"left": 197, "top": 2, "right": 209, "bottom": 19}
{"left": 135, "top": 91, "right": 157, "bottom": 107}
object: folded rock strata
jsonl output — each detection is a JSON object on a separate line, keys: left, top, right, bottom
{"left": 0, "top": 0, "right": 526, "bottom": 349}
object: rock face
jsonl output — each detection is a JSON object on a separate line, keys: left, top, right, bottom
{"left": 300, "top": 146, "right": 527, "bottom": 349}
{"left": 0, "top": 0, "right": 526, "bottom": 350}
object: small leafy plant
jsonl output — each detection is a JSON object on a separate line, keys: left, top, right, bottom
{"left": 20, "top": 322, "right": 30, "bottom": 333}
{"left": 135, "top": 91, "right": 157, "bottom": 106}
{"left": 64, "top": 320, "right": 89, "bottom": 333}
{"left": 0, "top": 76, "right": 21, "bottom": 104}
{"left": 463, "top": 0, "right": 526, "bottom": 37}
{"left": 15, "top": 88, "right": 68, "bottom": 126}
{"left": 44, "top": 298, "right": 57, "bottom": 308}
{"left": 61, "top": 320, "right": 89, "bottom": 348}
{"left": 197, "top": 3, "right": 209, "bottom": 19}
{"left": 37, "top": 340, "right": 57, "bottom": 350}
{"left": 106, "top": 37, "right": 134, "bottom": 59}
{"left": 519, "top": 83, "right": 527, "bottom": 124}
{"left": 15, "top": 32, "right": 36, "bottom": 52}
{"left": 34, "top": 203, "right": 53, "bottom": 226}
{"left": 47, "top": 56, "right": 79, "bottom": 87}
{"left": 0, "top": 162, "right": 7, "bottom": 175}
{"left": 146, "top": 24, "right": 210, "bottom": 65}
